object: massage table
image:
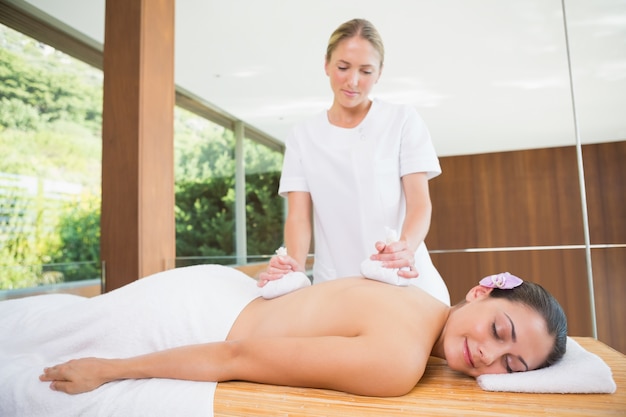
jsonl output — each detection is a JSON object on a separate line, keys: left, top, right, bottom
{"left": 214, "top": 337, "right": 624, "bottom": 416}
{"left": 1, "top": 265, "right": 621, "bottom": 417}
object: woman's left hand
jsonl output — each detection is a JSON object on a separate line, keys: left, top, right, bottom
{"left": 369, "top": 240, "right": 419, "bottom": 279}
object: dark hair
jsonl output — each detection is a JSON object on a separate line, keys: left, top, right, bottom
{"left": 489, "top": 281, "right": 567, "bottom": 369}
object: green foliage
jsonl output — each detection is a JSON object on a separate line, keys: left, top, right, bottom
{"left": 173, "top": 107, "right": 285, "bottom": 261}
{"left": 174, "top": 108, "right": 236, "bottom": 181}
{"left": 0, "top": 188, "right": 62, "bottom": 289}
{"left": 0, "top": 97, "right": 41, "bottom": 130}
{"left": 0, "top": 24, "right": 285, "bottom": 291}
{"left": 0, "top": 39, "right": 102, "bottom": 135}
{"left": 175, "top": 177, "right": 236, "bottom": 259}
{"left": 0, "top": 121, "right": 101, "bottom": 186}
{"left": 174, "top": 170, "right": 284, "bottom": 262}
{"left": 0, "top": 186, "right": 101, "bottom": 290}
{"left": 0, "top": 24, "right": 103, "bottom": 289}
{"left": 48, "top": 193, "right": 101, "bottom": 281}
{"left": 245, "top": 171, "right": 284, "bottom": 255}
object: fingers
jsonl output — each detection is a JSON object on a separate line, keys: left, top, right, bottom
{"left": 40, "top": 359, "right": 106, "bottom": 395}
{"left": 270, "top": 254, "right": 300, "bottom": 271}
{"left": 372, "top": 240, "right": 406, "bottom": 258}
{"left": 371, "top": 244, "right": 414, "bottom": 264}
{"left": 374, "top": 241, "right": 387, "bottom": 252}
{"left": 40, "top": 365, "right": 74, "bottom": 394}
{"left": 40, "top": 365, "right": 65, "bottom": 382}
{"left": 49, "top": 380, "right": 69, "bottom": 393}
{"left": 397, "top": 264, "right": 420, "bottom": 279}
{"left": 259, "top": 254, "right": 302, "bottom": 287}
{"left": 257, "top": 271, "right": 285, "bottom": 287}
{"left": 370, "top": 241, "right": 420, "bottom": 277}
{"left": 48, "top": 379, "right": 87, "bottom": 395}
{"left": 257, "top": 269, "right": 288, "bottom": 288}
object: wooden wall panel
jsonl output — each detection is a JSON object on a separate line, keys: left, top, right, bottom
{"left": 583, "top": 141, "right": 626, "bottom": 244}
{"left": 429, "top": 250, "right": 592, "bottom": 338}
{"left": 427, "top": 142, "right": 625, "bottom": 354}
{"left": 428, "top": 146, "right": 584, "bottom": 249}
{"left": 427, "top": 157, "right": 478, "bottom": 247}
{"left": 591, "top": 247, "right": 626, "bottom": 353}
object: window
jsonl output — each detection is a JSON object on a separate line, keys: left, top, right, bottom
{"left": 0, "top": 14, "right": 285, "bottom": 298}
{"left": 0, "top": 23, "right": 103, "bottom": 295}
{"left": 243, "top": 137, "right": 284, "bottom": 262}
{"left": 172, "top": 106, "right": 285, "bottom": 268}
{"left": 173, "top": 106, "right": 237, "bottom": 267}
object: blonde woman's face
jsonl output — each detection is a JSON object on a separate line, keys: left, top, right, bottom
{"left": 325, "top": 36, "right": 382, "bottom": 108}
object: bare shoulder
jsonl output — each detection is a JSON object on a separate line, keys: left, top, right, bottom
{"left": 239, "top": 276, "right": 448, "bottom": 344}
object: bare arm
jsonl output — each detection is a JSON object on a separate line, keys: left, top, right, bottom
{"left": 283, "top": 191, "right": 312, "bottom": 272}
{"left": 258, "top": 191, "right": 312, "bottom": 285}
{"left": 400, "top": 172, "right": 432, "bottom": 253}
{"left": 40, "top": 333, "right": 424, "bottom": 397}
{"left": 371, "top": 172, "right": 432, "bottom": 278}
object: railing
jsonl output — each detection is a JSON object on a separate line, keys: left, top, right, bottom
{"left": 0, "top": 261, "right": 102, "bottom": 300}
{"left": 0, "top": 278, "right": 101, "bottom": 300}
{"left": 0, "top": 256, "right": 315, "bottom": 301}
{"left": 0, "top": 172, "right": 83, "bottom": 241}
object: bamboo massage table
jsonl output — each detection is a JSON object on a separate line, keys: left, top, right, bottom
{"left": 214, "top": 337, "right": 624, "bottom": 417}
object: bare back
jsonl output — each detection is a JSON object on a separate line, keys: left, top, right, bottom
{"left": 227, "top": 277, "right": 449, "bottom": 396}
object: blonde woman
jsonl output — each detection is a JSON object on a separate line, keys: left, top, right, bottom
{"left": 260, "top": 19, "right": 449, "bottom": 305}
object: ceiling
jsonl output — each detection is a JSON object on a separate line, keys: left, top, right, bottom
{"left": 13, "top": 0, "right": 626, "bottom": 156}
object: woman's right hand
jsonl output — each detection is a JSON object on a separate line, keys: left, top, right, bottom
{"left": 258, "top": 252, "right": 302, "bottom": 287}
{"left": 40, "top": 358, "right": 115, "bottom": 395}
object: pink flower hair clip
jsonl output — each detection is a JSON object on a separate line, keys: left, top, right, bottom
{"left": 479, "top": 272, "right": 523, "bottom": 290}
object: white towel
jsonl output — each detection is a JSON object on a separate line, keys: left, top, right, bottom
{"left": 0, "top": 264, "right": 260, "bottom": 417}
{"left": 477, "top": 337, "right": 617, "bottom": 393}
{"left": 260, "top": 271, "right": 311, "bottom": 299}
{"left": 360, "top": 258, "right": 411, "bottom": 286}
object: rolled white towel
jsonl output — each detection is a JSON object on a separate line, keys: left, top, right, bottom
{"left": 260, "top": 271, "right": 311, "bottom": 299}
{"left": 360, "top": 228, "right": 411, "bottom": 287}
{"left": 260, "top": 247, "right": 311, "bottom": 299}
{"left": 360, "top": 259, "right": 411, "bottom": 286}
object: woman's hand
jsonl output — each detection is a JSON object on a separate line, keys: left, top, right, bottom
{"left": 39, "top": 358, "right": 116, "bottom": 395}
{"left": 257, "top": 251, "right": 303, "bottom": 287}
{"left": 369, "top": 240, "right": 419, "bottom": 279}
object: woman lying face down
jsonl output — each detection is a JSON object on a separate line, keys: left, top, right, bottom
{"left": 39, "top": 270, "right": 567, "bottom": 397}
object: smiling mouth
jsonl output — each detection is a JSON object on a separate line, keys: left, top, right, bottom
{"left": 464, "top": 339, "right": 475, "bottom": 368}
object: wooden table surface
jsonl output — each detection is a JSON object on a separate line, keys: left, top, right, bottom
{"left": 214, "top": 337, "right": 625, "bottom": 416}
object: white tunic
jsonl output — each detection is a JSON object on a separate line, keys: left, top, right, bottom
{"left": 279, "top": 98, "right": 450, "bottom": 305}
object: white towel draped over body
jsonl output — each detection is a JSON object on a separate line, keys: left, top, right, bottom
{"left": 0, "top": 264, "right": 260, "bottom": 417}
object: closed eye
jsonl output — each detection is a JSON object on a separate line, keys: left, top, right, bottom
{"left": 504, "top": 356, "right": 514, "bottom": 373}
{"left": 492, "top": 322, "right": 501, "bottom": 340}
{"left": 494, "top": 322, "right": 515, "bottom": 372}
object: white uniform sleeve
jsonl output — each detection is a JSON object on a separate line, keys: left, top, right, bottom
{"left": 278, "top": 127, "right": 309, "bottom": 197}
{"left": 399, "top": 106, "right": 442, "bottom": 180}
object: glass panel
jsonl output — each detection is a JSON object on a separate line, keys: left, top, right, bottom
{"left": 173, "top": 106, "right": 236, "bottom": 267}
{"left": 0, "top": 24, "right": 102, "bottom": 294}
{"left": 243, "top": 137, "right": 284, "bottom": 263}
{"left": 0, "top": 261, "right": 102, "bottom": 301}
